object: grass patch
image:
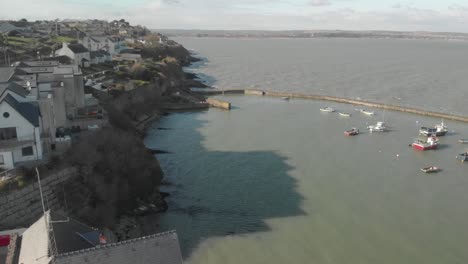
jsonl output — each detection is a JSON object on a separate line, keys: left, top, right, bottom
{"left": 53, "top": 36, "right": 77, "bottom": 43}
{"left": 7, "top": 36, "right": 37, "bottom": 44}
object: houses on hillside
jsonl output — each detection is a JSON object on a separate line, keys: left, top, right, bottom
{"left": 0, "top": 61, "right": 103, "bottom": 171}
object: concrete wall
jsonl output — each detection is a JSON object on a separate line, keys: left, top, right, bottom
{"left": 206, "top": 98, "right": 231, "bottom": 110}
{"left": 0, "top": 167, "right": 77, "bottom": 229}
{"left": 0, "top": 151, "right": 14, "bottom": 170}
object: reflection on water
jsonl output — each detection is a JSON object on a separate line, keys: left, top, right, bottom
{"left": 145, "top": 96, "right": 468, "bottom": 264}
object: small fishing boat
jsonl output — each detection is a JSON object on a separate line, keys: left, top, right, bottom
{"left": 412, "top": 136, "right": 439, "bottom": 151}
{"left": 344, "top": 128, "right": 359, "bottom": 136}
{"left": 281, "top": 97, "right": 290, "bottom": 101}
{"left": 367, "top": 121, "right": 387, "bottom": 132}
{"left": 420, "top": 166, "right": 440, "bottom": 173}
{"left": 457, "top": 152, "right": 468, "bottom": 162}
{"left": 359, "top": 109, "right": 375, "bottom": 116}
{"left": 320, "top": 107, "right": 335, "bottom": 112}
{"left": 458, "top": 139, "right": 468, "bottom": 144}
{"left": 338, "top": 112, "right": 351, "bottom": 117}
{"left": 419, "top": 121, "right": 448, "bottom": 137}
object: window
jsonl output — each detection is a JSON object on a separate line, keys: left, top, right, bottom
{"left": 3, "top": 112, "right": 9, "bottom": 118}
{"left": 22, "top": 146, "right": 33, "bottom": 157}
{"left": 0, "top": 154, "right": 4, "bottom": 165}
{"left": 0, "top": 127, "right": 17, "bottom": 140}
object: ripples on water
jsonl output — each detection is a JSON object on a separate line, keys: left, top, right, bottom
{"left": 177, "top": 37, "right": 468, "bottom": 116}
{"left": 145, "top": 95, "right": 468, "bottom": 264}
{"left": 145, "top": 38, "right": 468, "bottom": 263}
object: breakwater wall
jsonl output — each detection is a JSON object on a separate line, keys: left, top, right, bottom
{"left": 206, "top": 98, "right": 231, "bottom": 110}
{"left": 193, "top": 89, "right": 468, "bottom": 123}
{"left": 0, "top": 167, "right": 77, "bottom": 229}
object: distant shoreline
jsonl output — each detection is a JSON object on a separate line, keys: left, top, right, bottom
{"left": 155, "top": 29, "right": 468, "bottom": 42}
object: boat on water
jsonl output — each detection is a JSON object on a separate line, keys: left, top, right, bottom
{"left": 420, "top": 166, "right": 440, "bottom": 173}
{"left": 338, "top": 112, "right": 351, "bottom": 117}
{"left": 419, "top": 121, "right": 448, "bottom": 137}
{"left": 412, "top": 136, "right": 439, "bottom": 150}
{"left": 344, "top": 128, "right": 359, "bottom": 136}
{"left": 320, "top": 107, "right": 335, "bottom": 112}
{"left": 281, "top": 97, "right": 290, "bottom": 101}
{"left": 458, "top": 139, "right": 468, "bottom": 144}
{"left": 457, "top": 152, "right": 468, "bottom": 162}
{"left": 367, "top": 121, "right": 387, "bottom": 132}
{"left": 359, "top": 109, "right": 375, "bottom": 116}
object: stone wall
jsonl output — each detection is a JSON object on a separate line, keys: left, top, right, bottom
{"left": 0, "top": 167, "right": 77, "bottom": 230}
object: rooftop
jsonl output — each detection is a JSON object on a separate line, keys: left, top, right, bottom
{"left": 66, "top": 43, "right": 89, "bottom": 54}
{"left": 2, "top": 94, "right": 40, "bottom": 127}
{"left": 0, "top": 82, "right": 29, "bottom": 98}
{"left": 55, "top": 231, "right": 183, "bottom": 264}
{"left": 0, "top": 67, "right": 16, "bottom": 83}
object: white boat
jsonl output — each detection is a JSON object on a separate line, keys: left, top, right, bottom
{"left": 338, "top": 112, "right": 351, "bottom": 117}
{"left": 281, "top": 97, "right": 290, "bottom": 101}
{"left": 420, "top": 166, "right": 440, "bottom": 173}
{"left": 320, "top": 107, "right": 335, "bottom": 112}
{"left": 419, "top": 121, "right": 448, "bottom": 137}
{"left": 359, "top": 109, "right": 375, "bottom": 116}
{"left": 367, "top": 121, "right": 387, "bottom": 132}
{"left": 459, "top": 139, "right": 468, "bottom": 144}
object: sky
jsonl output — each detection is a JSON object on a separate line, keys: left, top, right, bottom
{"left": 1, "top": 0, "right": 468, "bottom": 32}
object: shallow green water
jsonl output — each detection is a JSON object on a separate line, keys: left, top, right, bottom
{"left": 144, "top": 95, "right": 468, "bottom": 264}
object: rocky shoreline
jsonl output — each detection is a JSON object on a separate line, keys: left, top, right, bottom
{"left": 13, "top": 40, "right": 211, "bottom": 241}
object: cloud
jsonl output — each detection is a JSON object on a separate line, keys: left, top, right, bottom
{"left": 1, "top": 0, "right": 468, "bottom": 32}
{"left": 309, "top": 0, "right": 331, "bottom": 7}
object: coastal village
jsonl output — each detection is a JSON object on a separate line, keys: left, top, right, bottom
{"left": 0, "top": 18, "right": 209, "bottom": 264}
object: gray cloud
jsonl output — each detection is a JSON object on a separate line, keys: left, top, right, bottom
{"left": 1, "top": 0, "right": 468, "bottom": 33}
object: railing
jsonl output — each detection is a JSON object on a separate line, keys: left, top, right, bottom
{"left": 0, "top": 168, "right": 18, "bottom": 182}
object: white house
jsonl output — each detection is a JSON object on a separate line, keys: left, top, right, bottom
{"left": 56, "top": 43, "right": 91, "bottom": 68}
{"left": 80, "top": 36, "right": 117, "bottom": 55}
{"left": 90, "top": 50, "right": 111, "bottom": 65}
{"left": 0, "top": 94, "right": 43, "bottom": 170}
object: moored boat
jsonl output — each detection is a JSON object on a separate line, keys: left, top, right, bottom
{"left": 412, "top": 136, "right": 439, "bottom": 150}
{"left": 367, "top": 121, "right": 387, "bottom": 132}
{"left": 419, "top": 121, "right": 448, "bottom": 137}
{"left": 457, "top": 152, "right": 468, "bottom": 162}
{"left": 359, "top": 109, "right": 375, "bottom": 116}
{"left": 338, "top": 112, "right": 351, "bottom": 117}
{"left": 281, "top": 97, "right": 290, "bottom": 100}
{"left": 458, "top": 139, "right": 468, "bottom": 144}
{"left": 420, "top": 166, "right": 440, "bottom": 173}
{"left": 344, "top": 128, "right": 359, "bottom": 136}
{"left": 320, "top": 106, "right": 335, "bottom": 112}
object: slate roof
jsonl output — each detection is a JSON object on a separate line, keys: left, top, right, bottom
{"left": 67, "top": 43, "right": 89, "bottom": 54}
{"left": 0, "top": 82, "right": 29, "bottom": 97}
{"left": 2, "top": 94, "right": 40, "bottom": 127}
{"left": 0, "top": 67, "right": 16, "bottom": 83}
{"left": 55, "top": 231, "right": 183, "bottom": 264}
{"left": 90, "top": 50, "right": 110, "bottom": 59}
{"left": 19, "top": 61, "right": 60, "bottom": 67}
{"left": 0, "top": 22, "right": 20, "bottom": 33}
{"left": 49, "top": 212, "right": 100, "bottom": 255}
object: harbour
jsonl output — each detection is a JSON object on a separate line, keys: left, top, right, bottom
{"left": 146, "top": 95, "right": 468, "bottom": 264}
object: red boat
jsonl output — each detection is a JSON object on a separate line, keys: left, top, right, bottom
{"left": 412, "top": 136, "right": 439, "bottom": 150}
{"left": 344, "top": 128, "right": 359, "bottom": 136}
